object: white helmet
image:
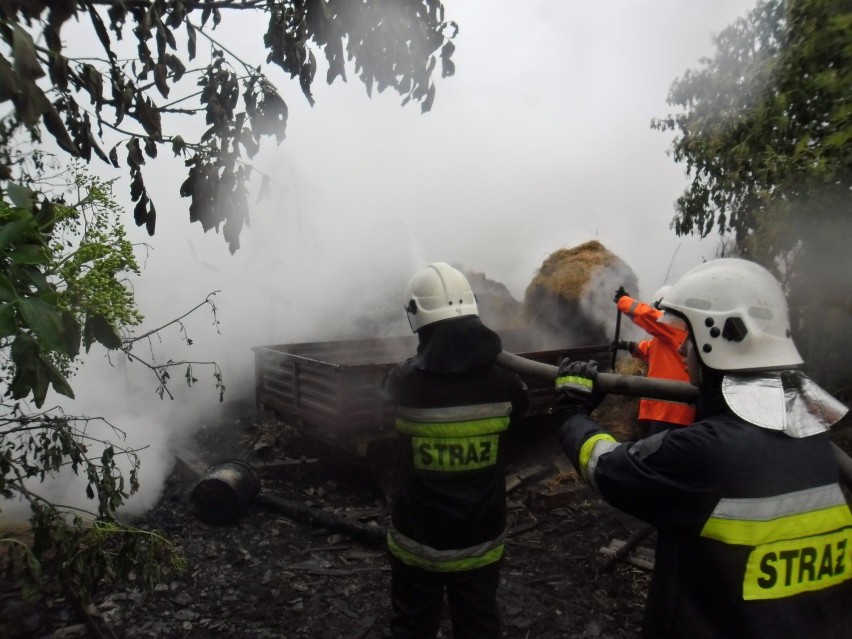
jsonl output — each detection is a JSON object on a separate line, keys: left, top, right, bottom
{"left": 652, "top": 285, "right": 672, "bottom": 309}
{"left": 404, "top": 262, "right": 479, "bottom": 333}
{"left": 659, "top": 258, "right": 802, "bottom": 372}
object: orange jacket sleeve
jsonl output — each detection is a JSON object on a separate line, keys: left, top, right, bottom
{"left": 617, "top": 296, "right": 685, "bottom": 348}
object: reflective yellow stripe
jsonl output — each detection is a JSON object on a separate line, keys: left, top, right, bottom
{"left": 743, "top": 527, "right": 852, "bottom": 600}
{"left": 578, "top": 433, "right": 617, "bottom": 481}
{"left": 702, "top": 504, "right": 852, "bottom": 546}
{"left": 700, "top": 484, "right": 852, "bottom": 600}
{"left": 397, "top": 402, "right": 511, "bottom": 423}
{"left": 555, "top": 375, "right": 593, "bottom": 391}
{"left": 395, "top": 416, "right": 510, "bottom": 437}
{"left": 412, "top": 434, "right": 498, "bottom": 471}
{"left": 387, "top": 532, "right": 504, "bottom": 572}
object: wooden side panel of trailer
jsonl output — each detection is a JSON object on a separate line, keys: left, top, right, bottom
{"left": 253, "top": 333, "right": 612, "bottom": 459}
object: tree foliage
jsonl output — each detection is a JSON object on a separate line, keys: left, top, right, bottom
{"left": 1, "top": 169, "right": 226, "bottom": 604}
{"left": 652, "top": 0, "right": 851, "bottom": 400}
{"left": 0, "top": 0, "right": 456, "bottom": 253}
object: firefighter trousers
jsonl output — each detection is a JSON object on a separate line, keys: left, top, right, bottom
{"left": 389, "top": 555, "right": 502, "bottom": 639}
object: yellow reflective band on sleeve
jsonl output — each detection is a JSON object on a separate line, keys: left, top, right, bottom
{"left": 387, "top": 531, "right": 505, "bottom": 572}
{"left": 578, "top": 433, "right": 618, "bottom": 481}
{"left": 743, "top": 527, "right": 852, "bottom": 600}
{"left": 701, "top": 504, "right": 852, "bottom": 546}
{"left": 412, "top": 434, "right": 499, "bottom": 471}
{"left": 395, "top": 416, "right": 510, "bottom": 437}
{"left": 555, "top": 375, "right": 594, "bottom": 392}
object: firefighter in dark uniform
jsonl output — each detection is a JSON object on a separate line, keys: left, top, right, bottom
{"left": 382, "top": 262, "right": 528, "bottom": 639}
{"left": 554, "top": 258, "right": 852, "bottom": 638}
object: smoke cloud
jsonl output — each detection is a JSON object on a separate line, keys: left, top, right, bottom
{"left": 2, "top": 1, "right": 755, "bottom": 521}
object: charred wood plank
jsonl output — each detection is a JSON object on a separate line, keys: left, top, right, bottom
{"left": 255, "top": 491, "right": 386, "bottom": 547}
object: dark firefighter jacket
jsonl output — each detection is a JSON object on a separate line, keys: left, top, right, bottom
{"left": 558, "top": 389, "right": 852, "bottom": 639}
{"left": 381, "top": 316, "right": 528, "bottom": 572}
{"left": 617, "top": 295, "right": 695, "bottom": 426}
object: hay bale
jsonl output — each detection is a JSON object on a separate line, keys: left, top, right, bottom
{"left": 523, "top": 240, "right": 639, "bottom": 347}
{"left": 462, "top": 268, "right": 524, "bottom": 330}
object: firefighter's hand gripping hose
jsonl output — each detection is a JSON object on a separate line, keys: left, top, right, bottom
{"left": 554, "top": 359, "right": 605, "bottom": 418}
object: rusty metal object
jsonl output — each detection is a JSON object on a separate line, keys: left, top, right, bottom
{"left": 190, "top": 460, "right": 261, "bottom": 525}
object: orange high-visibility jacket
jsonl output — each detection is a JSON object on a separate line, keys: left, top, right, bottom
{"left": 617, "top": 295, "right": 696, "bottom": 426}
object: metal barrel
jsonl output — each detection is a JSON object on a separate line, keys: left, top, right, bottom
{"left": 190, "top": 459, "right": 261, "bottom": 525}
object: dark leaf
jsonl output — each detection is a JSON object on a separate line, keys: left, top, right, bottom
{"left": 186, "top": 22, "right": 197, "bottom": 60}
{"left": 154, "top": 61, "right": 169, "bottom": 98}
{"left": 179, "top": 168, "right": 195, "bottom": 197}
{"left": 9, "top": 332, "right": 39, "bottom": 400}
{"left": 133, "top": 195, "right": 148, "bottom": 227}
{"left": 126, "top": 138, "right": 145, "bottom": 167}
{"left": 0, "top": 273, "right": 17, "bottom": 302}
{"left": 11, "top": 25, "right": 45, "bottom": 80}
{"left": 134, "top": 95, "right": 162, "bottom": 138}
{"left": 0, "top": 216, "right": 32, "bottom": 250}
{"left": 38, "top": 354, "right": 75, "bottom": 399}
{"left": 165, "top": 54, "right": 186, "bottom": 82}
{"left": 130, "top": 170, "right": 144, "bottom": 201}
{"left": 80, "top": 63, "right": 104, "bottom": 105}
{"left": 17, "top": 81, "right": 51, "bottom": 128}
{"left": 5, "top": 183, "right": 36, "bottom": 213}
{"left": 171, "top": 135, "right": 185, "bottom": 156}
{"left": 144, "top": 137, "right": 157, "bottom": 159}
{"left": 25, "top": 267, "right": 51, "bottom": 294}
{"left": 88, "top": 131, "right": 110, "bottom": 164}
{"left": 108, "top": 145, "right": 119, "bottom": 168}
{"left": 0, "top": 303, "right": 16, "bottom": 338}
{"left": 146, "top": 199, "right": 156, "bottom": 235}
{"left": 31, "top": 360, "right": 49, "bottom": 407}
{"left": 88, "top": 4, "right": 115, "bottom": 60}
{"left": 18, "top": 297, "right": 65, "bottom": 353}
{"left": 0, "top": 54, "right": 19, "bottom": 103}
{"left": 61, "top": 310, "right": 81, "bottom": 359}
{"left": 42, "top": 105, "right": 79, "bottom": 156}
{"left": 85, "top": 314, "right": 123, "bottom": 350}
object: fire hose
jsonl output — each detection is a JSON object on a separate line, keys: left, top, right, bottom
{"left": 495, "top": 350, "right": 852, "bottom": 490}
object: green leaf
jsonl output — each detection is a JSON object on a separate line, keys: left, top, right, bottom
{"left": 0, "top": 302, "right": 16, "bottom": 337}
{"left": 0, "top": 273, "right": 16, "bottom": 302}
{"left": 17, "top": 297, "right": 65, "bottom": 353}
{"left": 9, "top": 244, "right": 48, "bottom": 265}
{"left": 5, "top": 183, "right": 35, "bottom": 213}
{"left": 0, "top": 216, "right": 32, "bottom": 251}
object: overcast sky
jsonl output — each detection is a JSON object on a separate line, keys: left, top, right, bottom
{"left": 9, "top": 1, "right": 761, "bottom": 516}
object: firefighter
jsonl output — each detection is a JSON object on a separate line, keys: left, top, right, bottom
{"left": 554, "top": 258, "right": 852, "bottom": 638}
{"left": 381, "top": 262, "right": 528, "bottom": 639}
{"left": 613, "top": 285, "right": 696, "bottom": 435}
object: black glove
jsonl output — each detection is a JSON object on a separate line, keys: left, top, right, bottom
{"left": 554, "top": 359, "right": 604, "bottom": 417}
{"left": 613, "top": 286, "right": 628, "bottom": 303}
{"left": 612, "top": 340, "right": 637, "bottom": 353}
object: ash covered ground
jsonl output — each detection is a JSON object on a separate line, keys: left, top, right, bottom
{"left": 8, "top": 399, "right": 656, "bottom": 639}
